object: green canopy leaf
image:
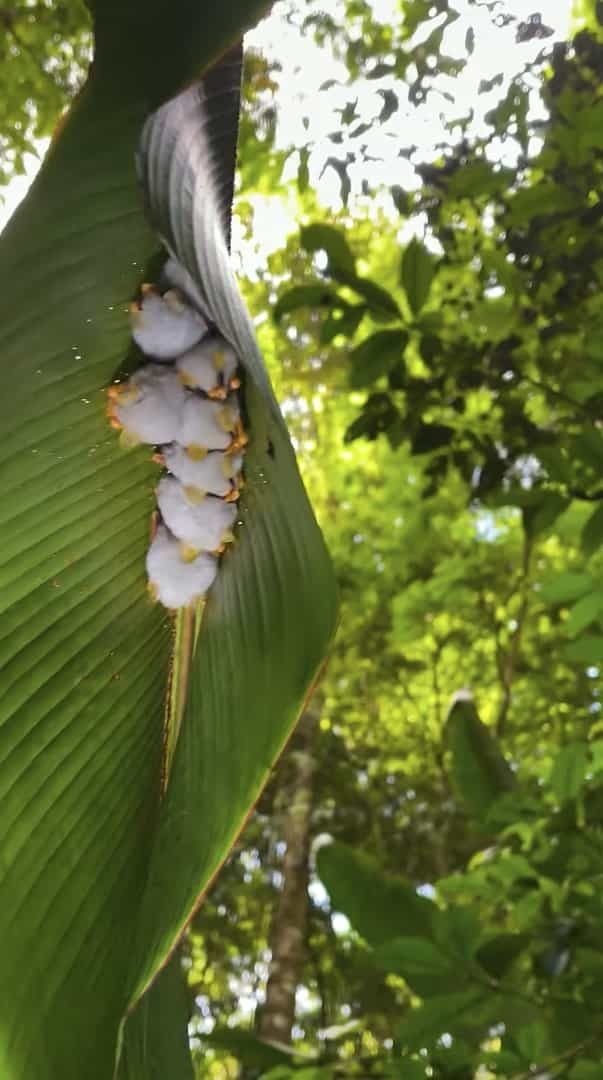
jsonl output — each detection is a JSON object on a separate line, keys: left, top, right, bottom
{"left": 300, "top": 223, "right": 356, "bottom": 274}
{"left": 540, "top": 572, "right": 593, "bottom": 605}
{"left": 329, "top": 267, "right": 402, "bottom": 321}
{"left": 564, "top": 636, "right": 603, "bottom": 665}
{"left": 549, "top": 742, "right": 588, "bottom": 804}
{"left": 398, "top": 991, "right": 482, "bottom": 1052}
{"left": 316, "top": 842, "right": 435, "bottom": 947}
{"left": 274, "top": 284, "right": 343, "bottom": 321}
{"left": 0, "top": 69, "right": 167, "bottom": 1080}
{"left": 581, "top": 504, "right": 603, "bottom": 557}
{"left": 445, "top": 694, "right": 515, "bottom": 822}
{"left": 373, "top": 937, "right": 455, "bottom": 978}
{"left": 349, "top": 329, "right": 408, "bottom": 388}
{"left": 204, "top": 1027, "right": 293, "bottom": 1069}
{"left": 565, "top": 591, "right": 603, "bottom": 637}
{"left": 401, "top": 238, "right": 436, "bottom": 316}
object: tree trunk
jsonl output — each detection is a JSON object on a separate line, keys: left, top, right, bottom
{"left": 258, "top": 708, "right": 319, "bottom": 1046}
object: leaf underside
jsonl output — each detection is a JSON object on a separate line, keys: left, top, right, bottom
{"left": 0, "top": 16, "right": 337, "bottom": 1079}
{"left": 117, "top": 952, "right": 194, "bottom": 1080}
{"left": 127, "top": 57, "right": 338, "bottom": 1003}
{"left": 0, "top": 84, "right": 166, "bottom": 1080}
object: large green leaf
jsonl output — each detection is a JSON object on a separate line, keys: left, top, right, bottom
{"left": 124, "top": 70, "right": 338, "bottom": 1001}
{"left": 0, "top": 3, "right": 336, "bottom": 1076}
{"left": 118, "top": 953, "right": 194, "bottom": 1080}
{"left": 445, "top": 694, "right": 515, "bottom": 823}
{"left": 0, "top": 74, "right": 166, "bottom": 1080}
{"left": 316, "top": 842, "right": 435, "bottom": 947}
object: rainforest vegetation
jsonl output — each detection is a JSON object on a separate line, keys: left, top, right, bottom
{"left": 0, "top": 1, "right": 602, "bottom": 1078}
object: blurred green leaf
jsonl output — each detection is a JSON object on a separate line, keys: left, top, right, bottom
{"left": 374, "top": 937, "right": 455, "bottom": 977}
{"left": 398, "top": 991, "right": 482, "bottom": 1052}
{"left": 476, "top": 934, "right": 528, "bottom": 979}
{"left": 378, "top": 88, "right": 399, "bottom": 122}
{"left": 297, "top": 146, "right": 310, "bottom": 193}
{"left": 384, "top": 1060, "right": 427, "bottom": 1079}
{"left": 320, "top": 302, "right": 367, "bottom": 344}
{"left": 445, "top": 695, "right": 515, "bottom": 822}
{"left": 300, "top": 223, "right": 356, "bottom": 274}
{"left": 316, "top": 842, "right": 435, "bottom": 947}
{"left": 391, "top": 185, "right": 412, "bottom": 215}
{"left": 549, "top": 742, "right": 588, "bottom": 804}
{"left": 564, "top": 636, "right": 603, "bottom": 665}
{"left": 331, "top": 266, "right": 402, "bottom": 321}
{"left": 433, "top": 905, "right": 480, "bottom": 962}
{"left": 570, "top": 1063, "right": 603, "bottom": 1079}
{"left": 540, "top": 572, "right": 593, "bottom": 605}
{"left": 566, "top": 591, "right": 603, "bottom": 637}
{"left": 206, "top": 1028, "right": 293, "bottom": 1069}
{"left": 411, "top": 422, "right": 454, "bottom": 454}
{"left": 349, "top": 329, "right": 409, "bottom": 388}
{"left": 401, "top": 238, "right": 436, "bottom": 315}
{"left": 516, "top": 1020, "right": 551, "bottom": 1065}
{"left": 274, "top": 283, "right": 342, "bottom": 321}
{"left": 344, "top": 392, "right": 402, "bottom": 444}
{"left": 582, "top": 505, "right": 603, "bottom": 557}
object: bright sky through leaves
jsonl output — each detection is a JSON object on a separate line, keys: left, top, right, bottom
{"left": 0, "top": 0, "right": 573, "bottom": 239}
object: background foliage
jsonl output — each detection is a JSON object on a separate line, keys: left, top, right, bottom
{"left": 2, "top": 0, "right": 602, "bottom": 1078}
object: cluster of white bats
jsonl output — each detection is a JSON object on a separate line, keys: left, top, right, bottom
{"left": 107, "top": 259, "right": 247, "bottom": 609}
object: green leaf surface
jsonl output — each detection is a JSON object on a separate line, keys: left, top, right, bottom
{"left": 126, "top": 76, "right": 338, "bottom": 1001}
{"left": 581, "top": 504, "right": 603, "bottom": 557}
{"left": 118, "top": 953, "right": 194, "bottom": 1080}
{"left": 433, "top": 905, "right": 480, "bottom": 962}
{"left": 563, "top": 636, "right": 603, "bottom": 665}
{"left": 274, "top": 283, "right": 343, "bottom": 321}
{"left": 0, "top": 70, "right": 167, "bottom": 1080}
{"left": 205, "top": 1027, "right": 293, "bottom": 1069}
{"left": 349, "top": 329, "right": 408, "bottom": 388}
{"left": 385, "top": 1061, "right": 427, "bottom": 1080}
{"left": 476, "top": 934, "right": 528, "bottom": 979}
{"left": 540, "top": 572, "right": 593, "bottom": 605}
{"left": 330, "top": 266, "right": 402, "bottom": 321}
{"left": 0, "top": 12, "right": 335, "bottom": 1076}
{"left": 411, "top": 422, "right": 454, "bottom": 454}
{"left": 398, "top": 991, "right": 482, "bottom": 1052}
{"left": 300, "top": 223, "right": 356, "bottom": 274}
{"left": 570, "top": 1064, "right": 603, "bottom": 1080}
{"left": 320, "top": 303, "right": 366, "bottom": 344}
{"left": 516, "top": 1020, "right": 550, "bottom": 1065}
{"left": 316, "top": 842, "right": 435, "bottom": 947}
{"left": 565, "top": 591, "right": 603, "bottom": 637}
{"left": 374, "top": 937, "right": 455, "bottom": 977}
{"left": 401, "top": 238, "right": 436, "bottom": 315}
{"left": 445, "top": 695, "right": 515, "bottom": 822}
{"left": 549, "top": 742, "right": 588, "bottom": 804}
